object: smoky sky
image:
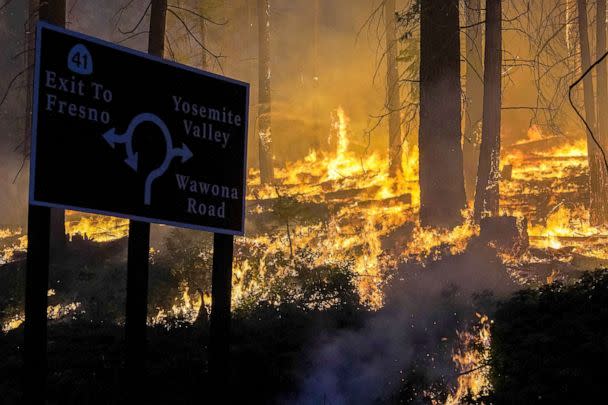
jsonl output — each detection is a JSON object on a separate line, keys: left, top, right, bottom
{"left": 0, "top": 0, "right": 564, "bottom": 225}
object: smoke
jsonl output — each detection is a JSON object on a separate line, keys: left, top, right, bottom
{"left": 291, "top": 241, "right": 516, "bottom": 404}
{"left": 0, "top": 2, "right": 28, "bottom": 226}
{"left": 0, "top": 0, "right": 149, "bottom": 226}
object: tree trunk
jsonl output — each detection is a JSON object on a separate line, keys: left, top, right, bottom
{"left": 247, "top": 0, "right": 258, "bottom": 170}
{"left": 577, "top": 0, "right": 605, "bottom": 225}
{"left": 594, "top": 0, "right": 608, "bottom": 225}
{"left": 385, "top": 0, "right": 402, "bottom": 178}
{"left": 418, "top": 0, "right": 465, "bottom": 228}
{"left": 474, "top": 0, "right": 502, "bottom": 221}
{"left": 24, "top": 0, "right": 36, "bottom": 165}
{"left": 312, "top": 0, "right": 320, "bottom": 138}
{"left": 463, "top": 0, "right": 483, "bottom": 201}
{"left": 200, "top": 3, "right": 208, "bottom": 70}
{"left": 148, "top": 0, "right": 167, "bottom": 56}
{"left": 566, "top": 0, "right": 581, "bottom": 74}
{"left": 38, "top": 0, "right": 67, "bottom": 250}
{"left": 258, "top": 0, "right": 274, "bottom": 184}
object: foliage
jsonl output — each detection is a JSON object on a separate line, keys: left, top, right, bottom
{"left": 235, "top": 249, "right": 362, "bottom": 315}
{"left": 161, "top": 227, "right": 213, "bottom": 297}
{"left": 490, "top": 270, "right": 608, "bottom": 404}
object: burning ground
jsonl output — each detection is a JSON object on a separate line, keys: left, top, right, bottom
{"left": 2, "top": 0, "right": 608, "bottom": 403}
{"left": 1, "top": 109, "right": 606, "bottom": 403}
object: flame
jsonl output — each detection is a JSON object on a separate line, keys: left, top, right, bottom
{"left": 47, "top": 302, "right": 81, "bottom": 320}
{"left": 240, "top": 106, "right": 422, "bottom": 308}
{"left": 65, "top": 211, "right": 129, "bottom": 242}
{"left": 1, "top": 118, "right": 603, "bottom": 338}
{"left": 403, "top": 209, "right": 478, "bottom": 262}
{"left": 0, "top": 230, "right": 27, "bottom": 265}
{"left": 149, "top": 283, "right": 204, "bottom": 327}
{"left": 1, "top": 316, "right": 24, "bottom": 333}
{"left": 2, "top": 298, "right": 82, "bottom": 333}
{"left": 500, "top": 129, "right": 608, "bottom": 261}
{"left": 445, "top": 313, "right": 492, "bottom": 404}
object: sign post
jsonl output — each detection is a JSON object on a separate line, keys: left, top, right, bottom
{"left": 28, "top": 21, "right": 249, "bottom": 399}
{"left": 209, "top": 233, "right": 235, "bottom": 395}
{"left": 123, "top": 1, "right": 165, "bottom": 391}
{"left": 23, "top": 205, "right": 50, "bottom": 405}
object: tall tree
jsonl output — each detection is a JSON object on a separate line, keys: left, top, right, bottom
{"left": 474, "top": 0, "right": 502, "bottom": 221}
{"left": 463, "top": 0, "right": 483, "bottom": 201}
{"left": 24, "top": 0, "right": 37, "bottom": 164}
{"left": 385, "top": 0, "right": 402, "bottom": 178}
{"left": 595, "top": 0, "right": 608, "bottom": 225}
{"left": 577, "top": 0, "right": 607, "bottom": 225}
{"left": 312, "top": 0, "right": 320, "bottom": 137}
{"left": 418, "top": 0, "right": 465, "bottom": 228}
{"left": 38, "top": 0, "right": 67, "bottom": 249}
{"left": 258, "top": 0, "right": 274, "bottom": 184}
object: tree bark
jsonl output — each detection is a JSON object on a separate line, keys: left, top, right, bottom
{"left": 385, "top": 0, "right": 402, "bottom": 178}
{"left": 594, "top": 0, "right": 608, "bottom": 225}
{"left": 148, "top": 0, "right": 167, "bottom": 56}
{"left": 418, "top": 0, "right": 465, "bottom": 228}
{"left": 577, "top": 0, "right": 606, "bottom": 225}
{"left": 258, "top": 0, "right": 274, "bottom": 184}
{"left": 200, "top": 3, "right": 208, "bottom": 70}
{"left": 24, "top": 0, "right": 37, "bottom": 164}
{"left": 463, "top": 0, "right": 483, "bottom": 201}
{"left": 38, "top": 0, "right": 67, "bottom": 251}
{"left": 474, "top": 0, "right": 502, "bottom": 221}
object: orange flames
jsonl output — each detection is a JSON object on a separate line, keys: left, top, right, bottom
{"left": 445, "top": 313, "right": 492, "bottom": 404}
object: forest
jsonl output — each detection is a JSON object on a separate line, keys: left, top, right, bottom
{"left": 1, "top": 0, "right": 608, "bottom": 404}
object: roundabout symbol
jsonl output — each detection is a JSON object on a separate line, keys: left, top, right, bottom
{"left": 102, "top": 112, "right": 193, "bottom": 205}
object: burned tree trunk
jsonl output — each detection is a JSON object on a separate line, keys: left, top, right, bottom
{"left": 595, "top": 0, "right": 608, "bottom": 225}
{"left": 385, "top": 0, "right": 402, "bottom": 178}
{"left": 258, "top": 0, "right": 274, "bottom": 184}
{"left": 577, "top": 0, "right": 607, "bottom": 225}
{"left": 312, "top": 0, "right": 321, "bottom": 138}
{"left": 38, "top": 0, "right": 67, "bottom": 250}
{"left": 474, "top": 0, "right": 502, "bottom": 221}
{"left": 463, "top": 0, "right": 483, "bottom": 201}
{"left": 418, "top": 0, "right": 465, "bottom": 228}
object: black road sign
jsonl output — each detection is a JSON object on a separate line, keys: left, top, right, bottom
{"left": 30, "top": 22, "right": 249, "bottom": 235}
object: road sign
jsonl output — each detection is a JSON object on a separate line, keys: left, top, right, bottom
{"left": 30, "top": 22, "right": 249, "bottom": 235}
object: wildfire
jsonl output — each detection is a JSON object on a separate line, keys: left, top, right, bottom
{"left": 0, "top": 232, "right": 27, "bottom": 265}
{"left": 500, "top": 127, "right": 608, "bottom": 262}
{"left": 1, "top": 116, "right": 603, "bottom": 334}
{"left": 445, "top": 313, "right": 492, "bottom": 404}
{"left": 2, "top": 298, "right": 82, "bottom": 334}
{"left": 149, "top": 283, "right": 204, "bottom": 327}
{"left": 65, "top": 211, "right": 129, "bottom": 242}
{"left": 240, "top": 106, "right": 422, "bottom": 308}
{"left": 402, "top": 210, "right": 478, "bottom": 262}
